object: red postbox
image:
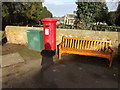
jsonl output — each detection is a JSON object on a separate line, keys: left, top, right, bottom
{"left": 41, "top": 18, "right": 58, "bottom": 51}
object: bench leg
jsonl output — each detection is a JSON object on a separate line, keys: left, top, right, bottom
{"left": 58, "top": 52, "right": 62, "bottom": 60}
{"left": 109, "top": 58, "right": 112, "bottom": 67}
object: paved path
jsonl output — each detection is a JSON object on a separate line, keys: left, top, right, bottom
{"left": 2, "top": 44, "right": 119, "bottom": 88}
{"left": 2, "top": 54, "right": 119, "bottom": 88}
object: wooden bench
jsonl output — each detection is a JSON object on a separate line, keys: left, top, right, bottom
{"left": 58, "top": 36, "right": 115, "bottom": 67}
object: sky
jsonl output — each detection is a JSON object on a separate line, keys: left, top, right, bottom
{"left": 43, "top": 0, "right": 119, "bottom": 17}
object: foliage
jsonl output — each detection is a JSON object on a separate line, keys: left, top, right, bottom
{"left": 23, "top": 2, "right": 43, "bottom": 25}
{"left": 115, "top": 2, "right": 120, "bottom": 26}
{"left": 75, "top": 2, "right": 108, "bottom": 30}
{"left": 2, "top": 2, "right": 53, "bottom": 30}
{"left": 57, "top": 23, "right": 66, "bottom": 29}
{"left": 57, "top": 23, "right": 75, "bottom": 29}
{"left": 107, "top": 11, "right": 116, "bottom": 26}
{"left": 102, "top": 2, "right": 120, "bottom": 26}
{"left": 92, "top": 25, "right": 120, "bottom": 32}
{"left": 40, "top": 6, "right": 52, "bottom": 19}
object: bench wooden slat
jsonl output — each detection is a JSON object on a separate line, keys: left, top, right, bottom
{"left": 65, "top": 39, "right": 68, "bottom": 47}
{"left": 96, "top": 41, "right": 99, "bottom": 50}
{"left": 101, "top": 42, "right": 103, "bottom": 51}
{"left": 67, "top": 39, "right": 70, "bottom": 47}
{"left": 62, "top": 38, "right": 65, "bottom": 47}
{"left": 75, "top": 40, "right": 78, "bottom": 48}
{"left": 94, "top": 41, "right": 96, "bottom": 50}
{"left": 85, "top": 40, "right": 87, "bottom": 49}
{"left": 98, "top": 42, "right": 101, "bottom": 51}
{"left": 87, "top": 41, "right": 91, "bottom": 50}
{"left": 71, "top": 39, "right": 74, "bottom": 48}
{"left": 96, "top": 42, "right": 99, "bottom": 51}
{"left": 63, "top": 38, "right": 65, "bottom": 47}
{"left": 70, "top": 39, "right": 72, "bottom": 48}
{"left": 106, "top": 42, "right": 109, "bottom": 52}
{"left": 77, "top": 40, "right": 79, "bottom": 49}
{"left": 102, "top": 42, "right": 105, "bottom": 51}
{"left": 81, "top": 40, "right": 84, "bottom": 49}
{"left": 79, "top": 40, "right": 81, "bottom": 49}
{"left": 80, "top": 40, "right": 83, "bottom": 49}
{"left": 90, "top": 41, "right": 93, "bottom": 50}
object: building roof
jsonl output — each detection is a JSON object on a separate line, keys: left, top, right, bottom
{"left": 64, "top": 14, "right": 76, "bottom": 19}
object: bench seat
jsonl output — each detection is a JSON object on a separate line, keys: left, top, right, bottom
{"left": 60, "top": 47, "right": 111, "bottom": 59}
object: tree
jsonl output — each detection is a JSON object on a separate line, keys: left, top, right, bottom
{"left": 94, "top": 3, "right": 108, "bottom": 23}
{"left": 115, "top": 2, "right": 120, "bottom": 26}
{"left": 75, "top": 1, "right": 108, "bottom": 29}
{"left": 107, "top": 11, "right": 116, "bottom": 26}
{"left": 40, "top": 6, "right": 52, "bottom": 19}
{"left": 105, "top": 2, "right": 120, "bottom": 26}
{"left": 2, "top": 2, "right": 53, "bottom": 30}
{"left": 40, "top": 6, "right": 53, "bottom": 24}
{"left": 2, "top": 2, "right": 20, "bottom": 29}
{"left": 23, "top": 2, "right": 43, "bottom": 25}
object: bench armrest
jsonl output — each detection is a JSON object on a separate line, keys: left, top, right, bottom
{"left": 108, "top": 46, "right": 115, "bottom": 55}
{"left": 58, "top": 42, "right": 64, "bottom": 49}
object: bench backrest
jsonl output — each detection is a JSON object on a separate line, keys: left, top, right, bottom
{"left": 62, "top": 37, "right": 111, "bottom": 51}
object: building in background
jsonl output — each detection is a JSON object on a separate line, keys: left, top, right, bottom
{"left": 64, "top": 14, "right": 76, "bottom": 26}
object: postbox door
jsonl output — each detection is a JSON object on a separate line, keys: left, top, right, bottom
{"left": 44, "top": 22, "right": 50, "bottom": 50}
{"left": 41, "top": 18, "right": 58, "bottom": 51}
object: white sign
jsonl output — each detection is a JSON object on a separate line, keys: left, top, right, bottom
{"left": 45, "top": 29, "right": 49, "bottom": 35}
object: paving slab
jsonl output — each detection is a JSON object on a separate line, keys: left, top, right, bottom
{"left": 1, "top": 53, "right": 24, "bottom": 68}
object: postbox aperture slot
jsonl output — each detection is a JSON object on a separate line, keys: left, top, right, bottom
{"left": 45, "top": 23, "right": 51, "bottom": 27}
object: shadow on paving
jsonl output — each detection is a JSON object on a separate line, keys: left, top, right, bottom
{"left": 2, "top": 53, "right": 119, "bottom": 88}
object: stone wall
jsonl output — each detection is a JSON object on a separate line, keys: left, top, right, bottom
{"left": 5, "top": 26, "right": 119, "bottom": 51}
{"left": 56, "top": 29, "right": 119, "bottom": 50}
{"left": 5, "top": 26, "right": 43, "bottom": 46}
